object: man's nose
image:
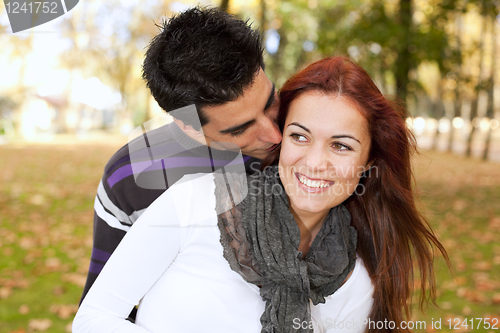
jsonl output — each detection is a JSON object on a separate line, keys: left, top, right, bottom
{"left": 260, "top": 114, "right": 282, "bottom": 144}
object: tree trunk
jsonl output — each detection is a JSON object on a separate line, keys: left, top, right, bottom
{"left": 447, "top": 14, "right": 464, "bottom": 153}
{"left": 482, "top": 16, "right": 497, "bottom": 161}
{"left": 465, "top": 12, "right": 487, "bottom": 157}
{"left": 395, "top": 0, "right": 412, "bottom": 104}
{"left": 220, "top": 0, "right": 229, "bottom": 12}
{"left": 432, "top": 81, "right": 446, "bottom": 150}
{"left": 260, "top": 0, "right": 267, "bottom": 32}
{"left": 448, "top": 94, "right": 462, "bottom": 152}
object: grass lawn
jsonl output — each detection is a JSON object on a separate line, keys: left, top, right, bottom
{"left": 0, "top": 143, "right": 499, "bottom": 332}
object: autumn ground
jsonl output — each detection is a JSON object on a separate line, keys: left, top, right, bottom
{"left": 0, "top": 142, "right": 499, "bottom": 332}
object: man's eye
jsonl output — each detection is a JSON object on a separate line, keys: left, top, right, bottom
{"left": 231, "top": 129, "right": 245, "bottom": 137}
{"left": 291, "top": 133, "right": 307, "bottom": 142}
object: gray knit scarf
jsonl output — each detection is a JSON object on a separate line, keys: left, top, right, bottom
{"left": 214, "top": 165, "right": 357, "bottom": 333}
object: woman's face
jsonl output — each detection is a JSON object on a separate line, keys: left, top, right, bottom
{"left": 278, "top": 91, "right": 372, "bottom": 219}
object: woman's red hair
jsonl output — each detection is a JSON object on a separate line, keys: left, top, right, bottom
{"left": 263, "top": 56, "right": 449, "bottom": 332}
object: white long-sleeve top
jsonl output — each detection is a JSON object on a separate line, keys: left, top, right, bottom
{"left": 74, "top": 173, "right": 374, "bottom": 333}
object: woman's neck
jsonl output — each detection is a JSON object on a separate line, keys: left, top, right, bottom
{"left": 290, "top": 208, "right": 329, "bottom": 257}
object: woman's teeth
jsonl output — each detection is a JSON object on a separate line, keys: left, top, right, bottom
{"left": 297, "top": 174, "right": 332, "bottom": 188}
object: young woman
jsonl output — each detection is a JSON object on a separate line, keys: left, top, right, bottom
{"left": 74, "top": 57, "right": 447, "bottom": 333}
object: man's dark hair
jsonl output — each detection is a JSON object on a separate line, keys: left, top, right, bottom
{"left": 142, "top": 7, "right": 265, "bottom": 129}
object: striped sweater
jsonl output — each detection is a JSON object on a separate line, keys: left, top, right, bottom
{"left": 80, "top": 122, "right": 261, "bottom": 304}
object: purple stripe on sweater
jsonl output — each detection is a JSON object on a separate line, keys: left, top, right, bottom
{"left": 107, "top": 156, "right": 247, "bottom": 188}
{"left": 106, "top": 142, "right": 186, "bottom": 177}
{"left": 89, "top": 260, "right": 105, "bottom": 275}
{"left": 105, "top": 155, "right": 130, "bottom": 176}
{"left": 91, "top": 247, "right": 112, "bottom": 263}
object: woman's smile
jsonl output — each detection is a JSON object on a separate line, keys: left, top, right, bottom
{"left": 295, "top": 173, "right": 335, "bottom": 192}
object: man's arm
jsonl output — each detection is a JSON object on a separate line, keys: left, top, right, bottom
{"left": 80, "top": 182, "right": 132, "bottom": 303}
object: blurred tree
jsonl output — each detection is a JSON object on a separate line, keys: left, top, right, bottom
{"left": 465, "top": 11, "right": 486, "bottom": 157}
{"left": 220, "top": 0, "right": 230, "bottom": 12}
{"left": 431, "top": 83, "right": 446, "bottom": 150}
{"left": 58, "top": 0, "right": 172, "bottom": 130}
{"left": 395, "top": 0, "right": 412, "bottom": 104}
{"left": 446, "top": 9, "right": 465, "bottom": 153}
{"left": 0, "top": 31, "right": 35, "bottom": 133}
{"left": 0, "top": 5, "right": 8, "bottom": 33}
{"left": 263, "top": 0, "right": 320, "bottom": 88}
{"left": 482, "top": 5, "right": 498, "bottom": 160}
{"left": 465, "top": 0, "right": 498, "bottom": 158}
{"left": 259, "top": 0, "right": 267, "bottom": 31}
{"left": 315, "top": 0, "right": 453, "bottom": 109}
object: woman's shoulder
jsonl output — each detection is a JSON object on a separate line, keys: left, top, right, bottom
{"left": 333, "top": 257, "right": 373, "bottom": 299}
{"left": 140, "top": 172, "right": 217, "bottom": 228}
{"left": 312, "top": 257, "right": 374, "bottom": 332}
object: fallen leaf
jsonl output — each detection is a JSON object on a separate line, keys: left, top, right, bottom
{"left": 489, "top": 216, "right": 500, "bottom": 231}
{"left": 27, "top": 318, "right": 52, "bottom": 331}
{"left": 472, "top": 261, "right": 492, "bottom": 271}
{"left": 0, "top": 286, "right": 13, "bottom": 299}
{"left": 45, "top": 257, "right": 62, "bottom": 270}
{"left": 61, "top": 273, "right": 86, "bottom": 287}
{"left": 19, "top": 304, "right": 30, "bottom": 315}
{"left": 50, "top": 304, "right": 78, "bottom": 319}
{"left": 28, "top": 194, "right": 46, "bottom": 205}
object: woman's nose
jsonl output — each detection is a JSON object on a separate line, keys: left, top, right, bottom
{"left": 305, "top": 145, "right": 329, "bottom": 171}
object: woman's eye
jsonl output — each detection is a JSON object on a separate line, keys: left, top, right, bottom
{"left": 333, "top": 142, "right": 352, "bottom": 151}
{"left": 290, "top": 133, "right": 308, "bottom": 142}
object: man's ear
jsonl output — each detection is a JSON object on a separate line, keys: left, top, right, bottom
{"left": 173, "top": 118, "right": 204, "bottom": 137}
{"left": 173, "top": 118, "right": 207, "bottom": 145}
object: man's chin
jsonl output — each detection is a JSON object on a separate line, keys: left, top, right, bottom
{"left": 242, "top": 150, "right": 267, "bottom": 160}
{"left": 244, "top": 144, "right": 280, "bottom": 159}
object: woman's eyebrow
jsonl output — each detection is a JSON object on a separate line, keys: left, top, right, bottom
{"left": 287, "top": 122, "right": 310, "bottom": 133}
{"left": 331, "top": 135, "right": 360, "bottom": 143}
{"left": 288, "top": 122, "right": 361, "bottom": 143}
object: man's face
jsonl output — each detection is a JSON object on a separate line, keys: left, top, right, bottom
{"left": 199, "top": 69, "right": 282, "bottom": 159}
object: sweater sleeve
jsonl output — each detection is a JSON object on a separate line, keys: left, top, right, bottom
{"left": 73, "top": 186, "right": 184, "bottom": 333}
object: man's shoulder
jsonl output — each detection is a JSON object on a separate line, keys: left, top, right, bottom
{"left": 98, "top": 121, "right": 262, "bottom": 216}
{"left": 101, "top": 123, "right": 182, "bottom": 185}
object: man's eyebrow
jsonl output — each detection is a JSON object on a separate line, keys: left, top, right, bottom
{"left": 264, "top": 83, "right": 276, "bottom": 110}
{"left": 220, "top": 119, "right": 256, "bottom": 134}
{"left": 219, "top": 83, "right": 275, "bottom": 135}
{"left": 287, "top": 122, "right": 361, "bottom": 143}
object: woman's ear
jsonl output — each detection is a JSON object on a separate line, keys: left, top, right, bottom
{"left": 365, "top": 160, "right": 374, "bottom": 171}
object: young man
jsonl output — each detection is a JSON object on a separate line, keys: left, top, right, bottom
{"left": 80, "top": 7, "right": 281, "bottom": 308}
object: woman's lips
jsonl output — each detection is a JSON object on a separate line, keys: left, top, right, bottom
{"left": 295, "top": 173, "right": 335, "bottom": 193}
